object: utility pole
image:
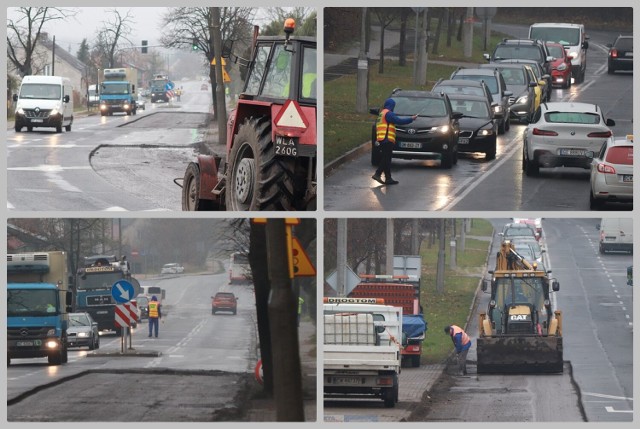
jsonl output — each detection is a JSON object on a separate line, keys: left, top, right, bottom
{"left": 337, "top": 219, "right": 347, "bottom": 296}
{"left": 386, "top": 219, "right": 394, "bottom": 274}
{"left": 436, "top": 219, "right": 446, "bottom": 293}
{"left": 266, "top": 219, "right": 304, "bottom": 421}
{"left": 463, "top": 7, "right": 474, "bottom": 58}
{"left": 356, "top": 8, "right": 369, "bottom": 113}
{"left": 51, "top": 36, "right": 56, "bottom": 75}
{"left": 210, "top": 7, "right": 228, "bottom": 144}
{"left": 411, "top": 219, "right": 419, "bottom": 254}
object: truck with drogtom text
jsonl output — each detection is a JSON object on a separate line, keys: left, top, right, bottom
{"left": 323, "top": 297, "right": 403, "bottom": 408}
{"left": 7, "top": 251, "right": 73, "bottom": 366}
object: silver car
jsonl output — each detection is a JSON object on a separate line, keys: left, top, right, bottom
{"left": 589, "top": 135, "right": 633, "bottom": 209}
{"left": 523, "top": 102, "right": 616, "bottom": 176}
{"left": 67, "top": 312, "right": 100, "bottom": 350}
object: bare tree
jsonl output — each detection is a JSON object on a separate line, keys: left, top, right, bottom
{"left": 93, "top": 9, "right": 136, "bottom": 68}
{"left": 260, "top": 7, "right": 317, "bottom": 37}
{"left": 159, "top": 7, "right": 253, "bottom": 119}
{"left": 7, "top": 7, "right": 76, "bottom": 76}
{"left": 371, "top": 8, "right": 399, "bottom": 74}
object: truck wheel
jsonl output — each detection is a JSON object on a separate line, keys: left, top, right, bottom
{"left": 383, "top": 374, "right": 399, "bottom": 408}
{"left": 48, "top": 351, "right": 63, "bottom": 365}
{"left": 65, "top": 123, "right": 72, "bottom": 132}
{"left": 411, "top": 354, "right": 421, "bottom": 367}
{"left": 56, "top": 123, "right": 62, "bottom": 133}
{"left": 226, "top": 117, "right": 297, "bottom": 211}
{"left": 182, "top": 162, "right": 217, "bottom": 211}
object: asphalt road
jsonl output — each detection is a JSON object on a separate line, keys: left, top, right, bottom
{"left": 6, "top": 80, "right": 220, "bottom": 211}
{"left": 324, "top": 27, "right": 633, "bottom": 212}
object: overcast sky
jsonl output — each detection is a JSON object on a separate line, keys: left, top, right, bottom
{"left": 7, "top": 7, "right": 168, "bottom": 53}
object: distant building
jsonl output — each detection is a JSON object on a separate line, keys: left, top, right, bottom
{"left": 8, "top": 32, "right": 88, "bottom": 106}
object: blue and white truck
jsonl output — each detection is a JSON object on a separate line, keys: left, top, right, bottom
{"left": 7, "top": 251, "right": 73, "bottom": 366}
{"left": 99, "top": 68, "right": 138, "bottom": 116}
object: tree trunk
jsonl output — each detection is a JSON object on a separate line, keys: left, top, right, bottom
{"left": 398, "top": 11, "right": 408, "bottom": 66}
{"left": 431, "top": 10, "right": 443, "bottom": 55}
{"left": 249, "top": 222, "right": 273, "bottom": 394}
{"left": 378, "top": 26, "right": 385, "bottom": 74}
{"left": 266, "top": 220, "right": 305, "bottom": 421}
{"left": 446, "top": 8, "right": 454, "bottom": 47}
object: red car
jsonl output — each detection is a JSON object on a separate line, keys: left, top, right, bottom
{"left": 546, "top": 42, "right": 573, "bottom": 89}
{"left": 211, "top": 292, "right": 237, "bottom": 315}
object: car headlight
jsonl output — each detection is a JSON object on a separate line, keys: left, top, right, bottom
{"left": 50, "top": 108, "right": 59, "bottom": 116}
{"left": 516, "top": 96, "right": 529, "bottom": 105}
{"left": 124, "top": 103, "right": 130, "bottom": 109}
{"left": 434, "top": 125, "right": 450, "bottom": 134}
{"left": 77, "top": 332, "right": 89, "bottom": 338}
{"left": 493, "top": 105, "right": 504, "bottom": 114}
{"left": 100, "top": 104, "right": 107, "bottom": 110}
{"left": 16, "top": 107, "right": 24, "bottom": 115}
{"left": 568, "top": 51, "right": 578, "bottom": 60}
{"left": 556, "top": 63, "right": 567, "bottom": 71}
{"left": 478, "top": 129, "right": 494, "bottom": 136}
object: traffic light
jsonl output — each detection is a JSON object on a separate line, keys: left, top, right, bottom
{"left": 141, "top": 40, "right": 148, "bottom": 54}
{"left": 192, "top": 38, "right": 198, "bottom": 51}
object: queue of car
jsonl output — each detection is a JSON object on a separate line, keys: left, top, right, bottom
{"left": 369, "top": 22, "right": 631, "bottom": 210}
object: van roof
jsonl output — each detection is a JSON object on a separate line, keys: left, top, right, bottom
{"left": 22, "top": 75, "right": 71, "bottom": 84}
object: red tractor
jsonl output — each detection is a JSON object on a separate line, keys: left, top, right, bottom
{"left": 181, "top": 19, "right": 317, "bottom": 211}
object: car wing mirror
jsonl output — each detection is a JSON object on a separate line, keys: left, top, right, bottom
{"left": 606, "top": 118, "right": 616, "bottom": 127}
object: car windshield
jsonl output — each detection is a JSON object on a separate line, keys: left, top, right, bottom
{"left": 494, "top": 45, "right": 543, "bottom": 62}
{"left": 498, "top": 68, "right": 526, "bottom": 85}
{"left": 101, "top": 83, "right": 130, "bottom": 95}
{"left": 450, "top": 99, "right": 489, "bottom": 118}
{"left": 436, "top": 85, "right": 484, "bottom": 97}
{"left": 530, "top": 27, "right": 580, "bottom": 46}
{"left": 19, "top": 83, "right": 61, "bottom": 100}
{"left": 77, "top": 272, "right": 124, "bottom": 290}
{"left": 215, "top": 293, "right": 235, "bottom": 300}
{"left": 494, "top": 277, "right": 546, "bottom": 309}
{"left": 505, "top": 227, "right": 534, "bottom": 237}
{"left": 453, "top": 75, "right": 498, "bottom": 94}
{"left": 546, "top": 45, "right": 565, "bottom": 58}
{"left": 605, "top": 146, "right": 633, "bottom": 165}
{"left": 544, "top": 111, "right": 600, "bottom": 124}
{"left": 393, "top": 97, "right": 447, "bottom": 117}
{"left": 69, "top": 314, "right": 91, "bottom": 326}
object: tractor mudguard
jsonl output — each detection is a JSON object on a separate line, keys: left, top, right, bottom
{"left": 196, "top": 154, "right": 222, "bottom": 201}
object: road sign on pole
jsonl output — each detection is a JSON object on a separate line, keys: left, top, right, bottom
{"left": 112, "top": 280, "right": 135, "bottom": 303}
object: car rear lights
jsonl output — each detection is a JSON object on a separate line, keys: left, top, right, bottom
{"left": 532, "top": 128, "right": 558, "bottom": 136}
{"left": 587, "top": 131, "right": 613, "bottom": 138}
{"left": 596, "top": 163, "right": 616, "bottom": 174}
{"left": 610, "top": 48, "right": 619, "bottom": 58}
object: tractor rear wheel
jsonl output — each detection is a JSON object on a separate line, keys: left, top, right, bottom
{"left": 226, "top": 117, "right": 297, "bottom": 211}
{"left": 182, "top": 162, "right": 217, "bottom": 211}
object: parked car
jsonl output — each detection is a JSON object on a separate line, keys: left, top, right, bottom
{"left": 545, "top": 42, "right": 573, "bottom": 88}
{"left": 588, "top": 134, "right": 633, "bottom": 209}
{"left": 522, "top": 102, "right": 616, "bottom": 176}
{"left": 450, "top": 67, "right": 512, "bottom": 133}
{"left": 370, "top": 89, "right": 463, "bottom": 169}
{"left": 447, "top": 93, "right": 500, "bottom": 160}
{"left": 479, "top": 63, "right": 538, "bottom": 123}
{"left": 161, "top": 263, "right": 184, "bottom": 274}
{"left": 607, "top": 35, "right": 633, "bottom": 74}
{"left": 211, "top": 292, "right": 238, "bottom": 315}
{"left": 67, "top": 312, "right": 100, "bottom": 350}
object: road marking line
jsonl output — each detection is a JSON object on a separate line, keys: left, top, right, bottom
{"left": 605, "top": 407, "right": 633, "bottom": 413}
{"left": 583, "top": 392, "right": 633, "bottom": 401}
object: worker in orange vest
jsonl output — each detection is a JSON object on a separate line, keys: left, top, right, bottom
{"left": 148, "top": 296, "right": 162, "bottom": 338}
{"left": 445, "top": 324, "right": 472, "bottom": 375}
{"left": 372, "top": 98, "right": 417, "bottom": 186}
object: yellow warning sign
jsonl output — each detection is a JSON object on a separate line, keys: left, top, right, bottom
{"left": 210, "top": 57, "right": 227, "bottom": 66}
{"left": 222, "top": 67, "right": 231, "bottom": 83}
{"left": 291, "top": 237, "right": 316, "bottom": 277}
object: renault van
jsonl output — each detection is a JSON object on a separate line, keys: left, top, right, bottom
{"left": 597, "top": 218, "right": 633, "bottom": 254}
{"left": 529, "top": 23, "right": 589, "bottom": 84}
{"left": 13, "top": 75, "right": 74, "bottom": 133}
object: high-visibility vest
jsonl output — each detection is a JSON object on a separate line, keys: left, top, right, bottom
{"left": 149, "top": 301, "right": 160, "bottom": 318}
{"left": 376, "top": 109, "right": 396, "bottom": 143}
{"left": 450, "top": 325, "right": 470, "bottom": 345}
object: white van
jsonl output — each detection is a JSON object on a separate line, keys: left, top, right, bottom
{"left": 88, "top": 84, "right": 99, "bottom": 107}
{"left": 529, "top": 23, "right": 589, "bottom": 83}
{"left": 598, "top": 218, "right": 633, "bottom": 254}
{"left": 13, "top": 75, "right": 74, "bottom": 133}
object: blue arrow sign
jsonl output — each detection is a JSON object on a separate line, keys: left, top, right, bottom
{"left": 111, "top": 280, "right": 135, "bottom": 303}
{"left": 165, "top": 81, "right": 175, "bottom": 90}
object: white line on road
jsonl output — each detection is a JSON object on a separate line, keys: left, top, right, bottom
{"left": 583, "top": 392, "right": 633, "bottom": 401}
{"left": 604, "top": 407, "right": 633, "bottom": 413}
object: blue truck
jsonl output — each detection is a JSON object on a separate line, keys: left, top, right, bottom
{"left": 99, "top": 68, "right": 138, "bottom": 116}
{"left": 75, "top": 255, "right": 140, "bottom": 333}
{"left": 7, "top": 251, "right": 73, "bottom": 366}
